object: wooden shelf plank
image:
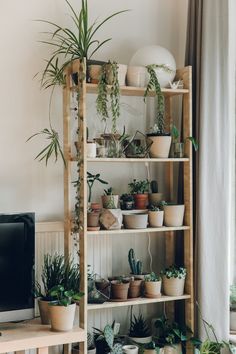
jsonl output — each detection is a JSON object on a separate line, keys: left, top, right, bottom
{"left": 86, "top": 157, "right": 190, "bottom": 163}
{"left": 0, "top": 322, "right": 85, "bottom": 353}
{"left": 87, "top": 226, "right": 190, "bottom": 236}
{"left": 88, "top": 295, "right": 191, "bottom": 311}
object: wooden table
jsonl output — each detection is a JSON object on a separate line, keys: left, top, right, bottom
{"left": 0, "top": 321, "right": 85, "bottom": 354}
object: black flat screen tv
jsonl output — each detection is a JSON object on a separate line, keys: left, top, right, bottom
{"left": 0, "top": 213, "right": 35, "bottom": 322}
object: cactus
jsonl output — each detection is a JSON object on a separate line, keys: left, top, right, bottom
{"left": 104, "top": 324, "right": 114, "bottom": 350}
{"left": 150, "top": 180, "right": 158, "bottom": 193}
{"left": 111, "top": 343, "right": 123, "bottom": 354}
{"left": 128, "top": 248, "right": 143, "bottom": 275}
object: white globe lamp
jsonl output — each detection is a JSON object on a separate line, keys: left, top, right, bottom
{"left": 129, "top": 45, "right": 176, "bottom": 88}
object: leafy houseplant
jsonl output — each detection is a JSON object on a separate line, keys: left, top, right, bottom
{"left": 145, "top": 64, "right": 173, "bottom": 158}
{"left": 102, "top": 187, "right": 119, "bottom": 209}
{"left": 129, "top": 314, "right": 152, "bottom": 344}
{"left": 148, "top": 205, "right": 164, "bottom": 228}
{"left": 94, "top": 323, "right": 123, "bottom": 354}
{"left": 171, "top": 124, "right": 198, "bottom": 158}
{"left": 161, "top": 265, "right": 186, "bottom": 296}
{"left": 144, "top": 272, "right": 162, "bottom": 298}
{"left": 128, "top": 179, "right": 150, "bottom": 209}
{"left": 120, "top": 194, "right": 134, "bottom": 210}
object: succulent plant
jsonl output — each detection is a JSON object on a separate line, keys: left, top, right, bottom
{"left": 128, "top": 248, "right": 143, "bottom": 275}
{"left": 144, "top": 272, "right": 161, "bottom": 282}
{"left": 129, "top": 314, "right": 151, "bottom": 338}
{"left": 161, "top": 265, "right": 186, "bottom": 279}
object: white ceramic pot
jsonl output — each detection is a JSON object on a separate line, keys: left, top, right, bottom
{"left": 38, "top": 298, "right": 50, "bottom": 325}
{"left": 144, "top": 280, "right": 162, "bottom": 297}
{"left": 164, "top": 344, "right": 182, "bottom": 354}
{"left": 101, "top": 195, "right": 119, "bottom": 209}
{"left": 123, "top": 345, "right": 139, "bottom": 354}
{"left": 127, "top": 66, "right": 146, "bottom": 87}
{"left": 106, "top": 64, "right": 127, "bottom": 86}
{"left": 123, "top": 213, "right": 148, "bottom": 229}
{"left": 88, "top": 348, "right": 96, "bottom": 354}
{"left": 49, "top": 303, "right": 76, "bottom": 332}
{"left": 163, "top": 205, "right": 185, "bottom": 227}
{"left": 230, "top": 311, "right": 236, "bottom": 331}
{"left": 87, "top": 142, "right": 96, "bottom": 158}
{"left": 129, "top": 336, "right": 152, "bottom": 344}
{"left": 148, "top": 193, "right": 163, "bottom": 206}
{"left": 148, "top": 136, "right": 172, "bottom": 158}
{"left": 108, "top": 209, "right": 123, "bottom": 230}
{"left": 148, "top": 210, "right": 164, "bottom": 227}
{"left": 162, "top": 276, "right": 185, "bottom": 296}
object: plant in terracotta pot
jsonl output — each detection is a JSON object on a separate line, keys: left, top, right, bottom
{"left": 129, "top": 314, "right": 152, "bottom": 344}
{"left": 159, "top": 201, "right": 185, "bottom": 227}
{"left": 102, "top": 187, "right": 119, "bottom": 209}
{"left": 148, "top": 180, "right": 163, "bottom": 207}
{"left": 128, "top": 179, "right": 149, "bottom": 209}
{"left": 161, "top": 265, "right": 186, "bottom": 296}
{"left": 148, "top": 205, "right": 164, "bottom": 228}
{"left": 120, "top": 194, "right": 135, "bottom": 210}
{"left": 110, "top": 277, "right": 130, "bottom": 300}
{"left": 144, "top": 272, "right": 162, "bottom": 298}
{"left": 48, "top": 285, "right": 84, "bottom": 332}
{"left": 170, "top": 125, "right": 198, "bottom": 158}
{"left": 145, "top": 65, "right": 173, "bottom": 158}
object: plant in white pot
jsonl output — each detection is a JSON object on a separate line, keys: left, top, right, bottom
{"left": 129, "top": 314, "right": 152, "bottom": 344}
{"left": 160, "top": 201, "right": 185, "bottom": 227}
{"left": 144, "top": 272, "right": 162, "bottom": 298}
{"left": 49, "top": 285, "right": 84, "bottom": 332}
{"left": 161, "top": 265, "right": 186, "bottom": 296}
{"left": 145, "top": 65, "right": 172, "bottom": 158}
{"left": 230, "top": 285, "right": 236, "bottom": 331}
{"left": 148, "top": 205, "right": 164, "bottom": 228}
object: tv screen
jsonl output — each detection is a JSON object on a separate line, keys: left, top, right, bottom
{"left": 0, "top": 213, "right": 35, "bottom": 321}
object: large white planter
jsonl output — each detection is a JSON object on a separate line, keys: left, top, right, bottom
{"left": 123, "top": 345, "right": 139, "bottom": 354}
{"left": 87, "top": 142, "right": 96, "bottom": 158}
{"left": 230, "top": 311, "right": 236, "bottom": 331}
{"left": 148, "top": 136, "right": 172, "bottom": 158}
{"left": 162, "top": 276, "right": 185, "bottom": 296}
{"left": 123, "top": 213, "right": 148, "bottom": 229}
{"left": 148, "top": 210, "right": 164, "bottom": 227}
{"left": 49, "top": 303, "right": 76, "bottom": 332}
{"left": 164, "top": 205, "right": 185, "bottom": 227}
{"left": 144, "top": 280, "right": 162, "bottom": 297}
{"left": 129, "top": 336, "right": 152, "bottom": 344}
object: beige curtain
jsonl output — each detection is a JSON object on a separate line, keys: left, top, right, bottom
{"left": 185, "top": 0, "right": 235, "bottom": 339}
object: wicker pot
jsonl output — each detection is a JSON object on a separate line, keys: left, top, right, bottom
{"left": 38, "top": 298, "right": 50, "bottom": 325}
{"left": 128, "top": 279, "right": 142, "bottom": 298}
{"left": 49, "top": 303, "right": 76, "bottom": 331}
{"left": 144, "top": 281, "right": 162, "bottom": 298}
{"left": 111, "top": 281, "right": 130, "bottom": 300}
{"left": 148, "top": 210, "right": 164, "bottom": 227}
{"left": 163, "top": 205, "right": 185, "bottom": 227}
{"left": 147, "top": 135, "right": 171, "bottom": 158}
{"left": 134, "top": 194, "right": 148, "bottom": 209}
{"left": 162, "top": 276, "right": 185, "bottom": 296}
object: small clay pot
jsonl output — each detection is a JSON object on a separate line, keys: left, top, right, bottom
{"left": 162, "top": 276, "right": 185, "bottom": 296}
{"left": 128, "top": 279, "right": 142, "bottom": 298}
{"left": 134, "top": 194, "right": 148, "bottom": 209}
{"left": 144, "top": 280, "right": 162, "bottom": 298}
{"left": 110, "top": 280, "right": 130, "bottom": 300}
{"left": 87, "top": 212, "right": 100, "bottom": 228}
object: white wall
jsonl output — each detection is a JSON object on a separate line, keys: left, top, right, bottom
{"left": 0, "top": 0, "right": 188, "bottom": 221}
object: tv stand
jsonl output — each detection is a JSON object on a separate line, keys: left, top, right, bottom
{"left": 0, "top": 320, "right": 85, "bottom": 353}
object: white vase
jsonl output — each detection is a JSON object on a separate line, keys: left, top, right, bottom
{"left": 148, "top": 136, "right": 172, "bottom": 158}
{"left": 122, "top": 345, "right": 139, "bottom": 354}
{"left": 127, "top": 66, "right": 146, "bottom": 87}
{"left": 163, "top": 205, "right": 185, "bottom": 227}
{"left": 49, "top": 303, "right": 76, "bottom": 332}
{"left": 162, "top": 276, "right": 185, "bottom": 296}
{"left": 129, "top": 336, "right": 152, "bottom": 344}
{"left": 148, "top": 210, "right": 164, "bottom": 227}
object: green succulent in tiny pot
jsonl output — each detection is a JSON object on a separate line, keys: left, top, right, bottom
{"left": 161, "top": 265, "right": 186, "bottom": 297}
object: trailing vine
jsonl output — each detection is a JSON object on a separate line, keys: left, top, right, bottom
{"left": 96, "top": 65, "right": 109, "bottom": 122}
{"left": 110, "top": 62, "right": 120, "bottom": 133}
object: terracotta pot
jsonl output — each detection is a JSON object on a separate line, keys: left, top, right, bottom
{"left": 38, "top": 298, "right": 50, "bottom": 325}
{"left": 147, "top": 135, "right": 172, "bottom": 158}
{"left": 129, "top": 336, "right": 152, "bottom": 344}
{"left": 123, "top": 345, "right": 139, "bottom": 354}
{"left": 148, "top": 210, "right": 164, "bottom": 227}
{"left": 123, "top": 213, "right": 148, "bottom": 229}
{"left": 110, "top": 281, "right": 130, "bottom": 300}
{"left": 230, "top": 311, "right": 236, "bottom": 331}
{"left": 101, "top": 195, "right": 119, "bottom": 209}
{"left": 91, "top": 203, "right": 101, "bottom": 212}
{"left": 144, "top": 350, "right": 157, "bottom": 354}
{"left": 88, "top": 64, "right": 102, "bottom": 84}
{"left": 49, "top": 303, "right": 76, "bottom": 331}
{"left": 128, "top": 279, "right": 142, "bottom": 298}
{"left": 134, "top": 194, "right": 148, "bottom": 209}
{"left": 163, "top": 205, "right": 185, "bottom": 227}
{"left": 87, "top": 212, "right": 100, "bottom": 227}
{"left": 148, "top": 193, "right": 163, "bottom": 206}
{"left": 144, "top": 281, "right": 162, "bottom": 297}
{"left": 162, "top": 276, "right": 185, "bottom": 296}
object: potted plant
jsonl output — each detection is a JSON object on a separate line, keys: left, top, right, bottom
{"left": 128, "top": 179, "right": 150, "bottom": 209}
{"left": 230, "top": 285, "right": 236, "bottom": 331}
{"left": 161, "top": 265, "right": 186, "bottom": 296}
{"left": 148, "top": 205, "right": 164, "bottom": 227}
{"left": 148, "top": 180, "right": 163, "bottom": 207}
{"left": 141, "top": 341, "right": 160, "bottom": 354}
{"left": 160, "top": 201, "right": 185, "bottom": 227}
{"left": 101, "top": 187, "right": 119, "bottom": 209}
{"left": 170, "top": 125, "right": 198, "bottom": 158}
{"left": 123, "top": 212, "right": 148, "bottom": 229}
{"left": 120, "top": 194, "right": 135, "bottom": 210}
{"left": 48, "top": 285, "right": 84, "bottom": 332}
{"left": 94, "top": 324, "right": 123, "bottom": 354}
{"left": 145, "top": 65, "right": 172, "bottom": 158}
{"left": 110, "top": 277, "right": 130, "bottom": 300}
{"left": 128, "top": 248, "right": 149, "bottom": 280}
{"left": 144, "top": 272, "right": 162, "bottom": 298}
{"left": 129, "top": 314, "right": 152, "bottom": 344}
{"left": 154, "top": 316, "right": 192, "bottom": 354}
